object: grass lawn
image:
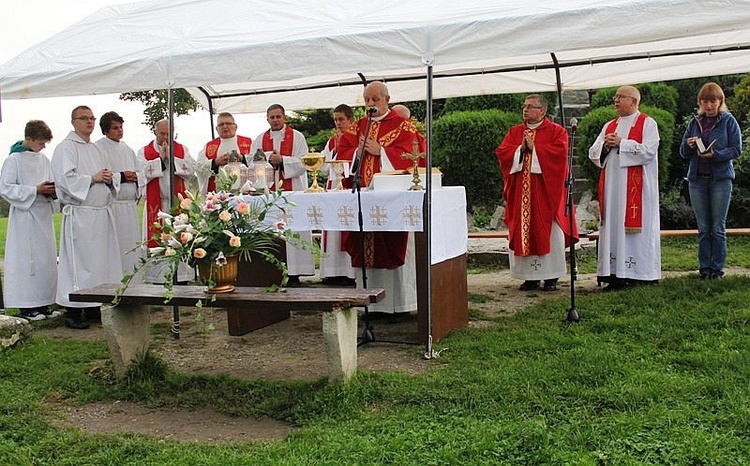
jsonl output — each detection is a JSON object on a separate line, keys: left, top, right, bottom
{"left": 2, "top": 219, "right": 750, "bottom": 463}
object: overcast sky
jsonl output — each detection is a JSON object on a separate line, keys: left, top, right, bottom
{"left": 0, "top": 0, "right": 268, "bottom": 164}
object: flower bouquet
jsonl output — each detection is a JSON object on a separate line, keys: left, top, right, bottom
{"left": 119, "top": 169, "right": 301, "bottom": 301}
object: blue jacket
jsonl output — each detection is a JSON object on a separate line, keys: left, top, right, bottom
{"left": 679, "top": 111, "right": 742, "bottom": 181}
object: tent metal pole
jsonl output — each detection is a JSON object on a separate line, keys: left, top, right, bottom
{"left": 423, "top": 65, "right": 436, "bottom": 359}
{"left": 168, "top": 87, "right": 181, "bottom": 340}
{"left": 551, "top": 52, "right": 580, "bottom": 324}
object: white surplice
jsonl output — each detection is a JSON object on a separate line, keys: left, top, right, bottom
{"left": 52, "top": 131, "right": 123, "bottom": 308}
{"left": 589, "top": 111, "right": 661, "bottom": 281}
{"left": 96, "top": 137, "right": 145, "bottom": 276}
{"left": 137, "top": 141, "right": 196, "bottom": 283}
{"left": 318, "top": 139, "right": 355, "bottom": 279}
{"left": 0, "top": 150, "right": 59, "bottom": 308}
{"left": 250, "top": 127, "right": 315, "bottom": 276}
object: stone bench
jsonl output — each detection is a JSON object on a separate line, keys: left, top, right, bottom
{"left": 69, "top": 284, "right": 385, "bottom": 383}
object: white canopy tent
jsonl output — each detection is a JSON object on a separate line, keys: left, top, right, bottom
{"left": 2, "top": 0, "right": 750, "bottom": 350}
{"left": 1, "top": 0, "right": 750, "bottom": 112}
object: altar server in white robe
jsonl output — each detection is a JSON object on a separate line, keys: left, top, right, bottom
{"left": 589, "top": 85, "right": 661, "bottom": 290}
{"left": 0, "top": 120, "right": 60, "bottom": 320}
{"left": 250, "top": 104, "right": 315, "bottom": 284}
{"left": 96, "top": 111, "right": 145, "bottom": 277}
{"left": 137, "top": 119, "right": 195, "bottom": 283}
{"left": 52, "top": 106, "right": 123, "bottom": 329}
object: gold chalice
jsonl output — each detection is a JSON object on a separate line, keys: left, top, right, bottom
{"left": 301, "top": 150, "right": 326, "bottom": 193}
{"left": 327, "top": 160, "right": 346, "bottom": 191}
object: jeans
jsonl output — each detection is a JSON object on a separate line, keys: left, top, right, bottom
{"left": 688, "top": 176, "right": 733, "bottom": 277}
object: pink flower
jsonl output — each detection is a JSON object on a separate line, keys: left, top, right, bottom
{"left": 219, "top": 210, "right": 232, "bottom": 222}
{"left": 274, "top": 220, "right": 286, "bottom": 232}
{"left": 180, "top": 232, "right": 193, "bottom": 243}
{"left": 164, "top": 248, "right": 177, "bottom": 257}
{"left": 193, "top": 248, "right": 207, "bottom": 259}
{"left": 229, "top": 235, "right": 241, "bottom": 247}
{"left": 179, "top": 197, "right": 193, "bottom": 210}
{"left": 236, "top": 202, "right": 250, "bottom": 215}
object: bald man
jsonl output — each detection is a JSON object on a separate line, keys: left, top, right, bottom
{"left": 588, "top": 85, "right": 661, "bottom": 290}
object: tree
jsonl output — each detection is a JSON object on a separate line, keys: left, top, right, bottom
{"left": 119, "top": 89, "right": 200, "bottom": 129}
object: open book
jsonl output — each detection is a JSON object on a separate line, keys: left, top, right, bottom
{"left": 696, "top": 138, "right": 716, "bottom": 156}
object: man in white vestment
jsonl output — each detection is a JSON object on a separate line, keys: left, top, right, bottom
{"left": 196, "top": 112, "right": 253, "bottom": 195}
{"left": 96, "top": 111, "right": 145, "bottom": 277}
{"left": 0, "top": 120, "right": 61, "bottom": 321}
{"left": 52, "top": 106, "right": 123, "bottom": 329}
{"left": 249, "top": 104, "right": 314, "bottom": 285}
{"left": 318, "top": 104, "right": 356, "bottom": 285}
{"left": 588, "top": 85, "right": 661, "bottom": 290}
{"left": 137, "top": 119, "right": 195, "bottom": 283}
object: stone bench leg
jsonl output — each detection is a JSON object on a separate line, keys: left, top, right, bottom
{"left": 102, "top": 304, "right": 151, "bottom": 377}
{"left": 321, "top": 307, "right": 357, "bottom": 382}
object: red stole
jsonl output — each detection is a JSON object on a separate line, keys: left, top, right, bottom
{"left": 203, "top": 135, "right": 252, "bottom": 192}
{"left": 143, "top": 142, "right": 187, "bottom": 248}
{"left": 261, "top": 126, "right": 295, "bottom": 191}
{"left": 598, "top": 113, "right": 648, "bottom": 233}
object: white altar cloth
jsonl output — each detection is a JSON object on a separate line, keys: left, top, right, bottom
{"left": 280, "top": 187, "right": 467, "bottom": 265}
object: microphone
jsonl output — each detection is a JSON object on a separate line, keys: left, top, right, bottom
{"left": 367, "top": 106, "right": 378, "bottom": 115}
{"left": 570, "top": 117, "right": 578, "bottom": 132}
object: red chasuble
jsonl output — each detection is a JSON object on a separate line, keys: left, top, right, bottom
{"left": 261, "top": 126, "right": 296, "bottom": 191}
{"left": 142, "top": 142, "right": 188, "bottom": 248}
{"left": 203, "top": 135, "right": 252, "bottom": 192}
{"left": 599, "top": 112, "right": 648, "bottom": 233}
{"left": 337, "top": 111, "right": 426, "bottom": 269}
{"left": 496, "top": 117, "right": 578, "bottom": 257}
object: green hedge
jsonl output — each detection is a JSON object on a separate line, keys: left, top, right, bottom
{"left": 432, "top": 109, "right": 521, "bottom": 211}
{"left": 590, "top": 83, "right": 679, "bottom": 115}
{"left": 575, "top": 105, "right": 674, "bottom": 195}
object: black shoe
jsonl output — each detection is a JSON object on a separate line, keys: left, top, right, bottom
{"left": 286, "top": 276, "right": 301, "bottom": 287}
{"left": 519, "top": 280, "right": 540, "bottom": 291}
{"left": 84, "top": 307, "right": 102, "bottom": 323}
{"left": 64, "top": 308, "right": 90, "bottom": 330}
{"left": 542, "top": 279, "right": 558, "bottom": 292}
{"left": 64, "top": 317, "right": 90, "bottom": 330}
{"left": 602, "top": 279, "right": 627, "bottom": 292}
{"left": 340, "top": 277, "right": 357, "bottom": 287}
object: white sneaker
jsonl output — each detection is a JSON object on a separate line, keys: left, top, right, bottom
{"left": 20, "top": 310, "right": 47, "bottom": 321}
{"left": 42, "top": 308, "right": 64, "bottom": 318}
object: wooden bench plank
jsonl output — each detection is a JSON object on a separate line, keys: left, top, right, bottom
{"left": 70, "top": 283, "right": 385, "bottom": 383}
{"left": 586, "top": 228, "right": 750, "bottom": 241}
{"left": 70, "top": 283, "right": 385, "bottom": 310}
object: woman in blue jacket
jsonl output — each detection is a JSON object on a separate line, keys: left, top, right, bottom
{"left": 679, "top": 82, "right": 742, "bottom": 279}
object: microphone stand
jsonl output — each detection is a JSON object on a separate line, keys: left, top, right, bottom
{"left": 565, "top": 120, "right": 580, "bottom": 323}
{"left": 351, "top": 109, "right": 375, "bottom": 345}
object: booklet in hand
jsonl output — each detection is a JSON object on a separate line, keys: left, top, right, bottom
{"left": 696, "top": 138, "right": 716, "bottom": 157}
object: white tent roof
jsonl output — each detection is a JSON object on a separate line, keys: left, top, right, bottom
{"left": 1, "top": 0, "right": 750, "bottom": 113}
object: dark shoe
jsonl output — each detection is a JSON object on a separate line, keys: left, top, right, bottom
{"left": 340, "top": 277, "right": 357, "bottom": 287}
{"left": 84, "top": 307, "right": 102, "bottom": 323}
{"left": 20, "top": 309, "right": 47, "bottom": 321}
{"left": 320, "top": 277, "right": 338, "bottom": 285}
{"left": 519, "top": 280, "right": 540, "bottom": 291}
{"left": 709, "top": 273, "right": 723, "bottom": 280}
{"left": 700, "top": 273, "right": 709, "bottom": 280}
{"left": 64, "top": 308, "right": 90, "bottom": 330}
{"left": 286, "top": 276, "right": 301, "bottom": 287}
{"left": 602, "top": 279, "right": 627, "bottom": 292}
{"left": 542, "top": 279, "right": 558, "bottom": 292}
{"left": 65, "top": 317, "right": 90, "bottom": 330}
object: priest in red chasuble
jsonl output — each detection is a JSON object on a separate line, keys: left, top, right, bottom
{"left": 197, "top": 112, "right": 252, "bottom": 193}
{"left": 337, "top": 81, "right": 425, "bottom": 314}
{"left": 496, "top": 94, "right": 578, "bottom": 292}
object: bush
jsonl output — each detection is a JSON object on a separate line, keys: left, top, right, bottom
{"left": 576, "top": 105, "right": 674, "bottom": 195}
{"left": 660, "top": 185, "right": 697, "bottom": 229}
{"left": 432, "top": 109, "right": 521, "bottom": 211}
{"left": 590, "top": 83, "right": 679, "bottom": 115}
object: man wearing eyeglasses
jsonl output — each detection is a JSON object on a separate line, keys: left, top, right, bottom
{"left": 496, "top": 94, "right": 578, "bottom": 293}
{"left": 588, "top": 85, "right": 661, "bottom": 291}
{"left": 51, "top": 105, "right": 123, "bottom": 329}
{"left": 197, "top": 112, "right": 253, "bottom": 193}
